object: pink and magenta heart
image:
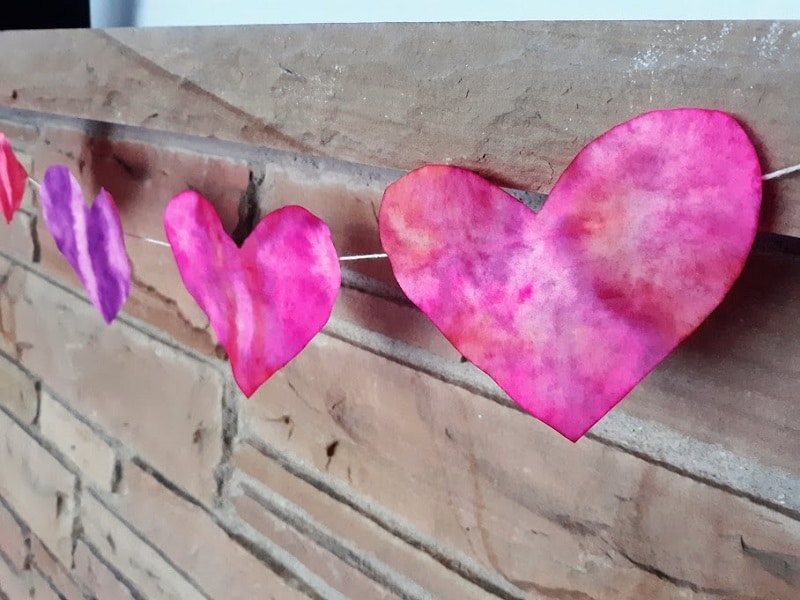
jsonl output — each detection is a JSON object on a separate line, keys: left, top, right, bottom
{"left": 379, "top": 109, "right": 762, "bottom": 441}
{"left": 164, "top": 191, "right": 341, "bottom": 396}
{"left": 0, "top": 132, "right": 29, "bottom": 224}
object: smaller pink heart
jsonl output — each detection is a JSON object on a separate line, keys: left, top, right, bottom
{"left": 0, "top": 132, "right": 29, "bottom": 224}
{"left": 164, "top": 191, "right": 341, "bottom": 396}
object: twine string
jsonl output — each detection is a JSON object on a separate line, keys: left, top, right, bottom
{"left": 124, "top": 233, "right": 171, "bottom": 248}
{"left": 24, "top": 163, "right": 800, "bottom": 261}
{"left": 762, "top": 163, "right": 800, "bottom": 181}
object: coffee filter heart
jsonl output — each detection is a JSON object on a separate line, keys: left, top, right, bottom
{"left": 164, "top": 191, "right": 341, "bottom": 396}
{"left": 40, "top": 165, "right": 131, "bottom": 324}
{"left": 1, "top": 132, "right": 30, "bottom": 224}
{"left": 379, "top": 108, "right": 762, "bottom": 441}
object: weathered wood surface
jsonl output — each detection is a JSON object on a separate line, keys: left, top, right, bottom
{"left": 0, "top": 22, "right": 798, "bottom": 236}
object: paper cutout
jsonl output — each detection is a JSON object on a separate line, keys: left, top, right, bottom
{"left": 0, "top": 132, "right": 29, "bottom": 223}
{"left": 164, "top": 191, "right": 341, "bottom": 396}
{"left": 380, "top": 108, "right": 761, "bottom": 441}
{"left": 40, "top": 166, "right": 131, "bottom": 323}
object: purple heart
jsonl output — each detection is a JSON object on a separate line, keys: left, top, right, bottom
{"left": 40, "top": 166, "right": 131, "bottom": 323}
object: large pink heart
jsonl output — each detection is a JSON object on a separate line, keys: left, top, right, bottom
{"left": 164, "top": 191, "right": 341, "bottom": 396}
{"left": 379, "top": 109, "right": 761, "bottom": 441}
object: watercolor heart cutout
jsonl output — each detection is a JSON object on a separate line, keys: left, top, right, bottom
{"left": 0, "top": 132, "right": 29, "bottom": 223}
{"left": 40, "top": 166, "right": 131, "bottom": 324}
{"left": 380, "top": 109, "right": 762, "bottom": 441}
{"left": 164, "top": 191, "right": 341, "bottom": 396}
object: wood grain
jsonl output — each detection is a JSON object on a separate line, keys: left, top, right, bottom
{"left": 0, "top": 22, "right": 798, "bottom": 235}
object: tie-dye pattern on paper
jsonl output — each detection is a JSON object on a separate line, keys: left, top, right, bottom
{"left": 164, "top": 191, "right": 341, "bottom": 397}
{"left": 380, "top": 109, "right": 762, "bottom": 440}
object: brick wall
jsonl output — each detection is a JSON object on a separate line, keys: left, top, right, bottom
{"left": 1, "top": 109, "right": 798, "bottom": 600}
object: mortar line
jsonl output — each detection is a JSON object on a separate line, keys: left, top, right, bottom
{"left": 0, "top": 106, "right": 405, "bottom": 191}
{"left": 0, "top": 400, "right": 91, "bottom": 485}
{"left": 84, "top": 488, "right": 216, "bottom": 600}
{"left": 78, "top": 538, "right": 151, "bottom": 600}
{"left": 0, "top": 381, "right": 330, "bottom": 600}
{"left": 212, "top": 507, "right": 343, "bottom": 600}
{"left": 0, "top": 546, "right": 24, "bottom": 581}
{"left": 236, "top": 474, "right": 438, "bottom": 600}
{"left": 212, "top": 379, "right": 240, "bottom": 506}
{"left": 587, "top": 432, "right": 800, "bottom": 521}
{"left": 30, "top": 563, "right": 88, "bottom": 600}
{"left": 93, "top": 461, "right": 343, "bottom": 599}
{"left": 244, "top": 437, "right": 535, "bottom": 600}
{"left": 0, "top": 354, "right": 132, "bottom": 466}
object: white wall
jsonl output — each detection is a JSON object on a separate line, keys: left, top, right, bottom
{"left": 91, "top": 0, "right": 800, "bottom": 28}
{"left": 89, "top": 0, "right": 137, "bottom": 27}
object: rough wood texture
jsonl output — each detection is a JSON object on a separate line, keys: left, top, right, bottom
{"left": 0, "top": 22, "right": 798, "bottom": 236}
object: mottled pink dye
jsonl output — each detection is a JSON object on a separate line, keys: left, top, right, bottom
{"left": 0, "top": 132, "right": 29, "bottom": 224}
{"left": 164, "top": 191, "right": 341, "bottom": 396}
{"left": 380, "top": 109, "right": 761, "bottom": 441}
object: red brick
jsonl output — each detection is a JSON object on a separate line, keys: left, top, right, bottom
{"left": 73, "top": 540, "right": 137, "bottom": 600}
{"left": 0, "top": 353, "right": 38, "bottom": 425}
{"left": 0, "top": 409, "right": 76, "bottom": 566}
{"left": 39, "top": 391, "right": 116, "bottom": 492}
{"left": 32, "top": 127, "right": 249, "bottom": 356}
{"left": 0, "top": 257, "right": 19, "bottom": 358}
{"left": 0, "top": 208, "right": 37, "bottom": 263}
{"left": 30, "top": 538, "right": 85, "bottom": 600}
{"left": 111, "top": 463, "right": 307, "bottom": 600}
{"left": 0, "top": 500, "right": 27, "bottom": 570}
{"left": 233, "top": 445, "right": 490, "bottom": 599}
{"left": 0, "top": 554, "right": 30, "bottom": 599}
{"left": 0, "top": 119, "right": 39, "bottom": 150}
{"left": 233, "top": 493, "right": 400, "bottom": 599}
{"left": 0, "top": 264, "right": 223, "bottom": 504}
{"left": 243, "top": 333, "right": 800, "bottom": 600}
{"left": 80, "top": 492, "right": 204, "bottom": 600}
{"left": 28, "top": 570, "right": 61, "bottom": 600}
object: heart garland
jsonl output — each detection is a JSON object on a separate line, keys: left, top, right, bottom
{"left": 379, "top": 109, "right": 761, "bottom": 440}
{"left": 0, "top": 108, "right": 776, "bottom": 439}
